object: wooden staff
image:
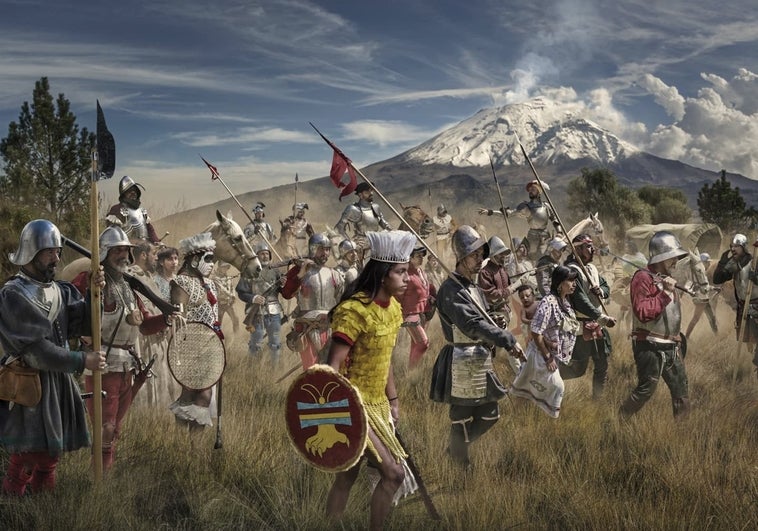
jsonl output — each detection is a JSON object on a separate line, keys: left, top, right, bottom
{"left": 488, "top": 155, "right": 519, "bottom": 267}
{"left": 90, "top": 100, "right": 116, "bottom": 482}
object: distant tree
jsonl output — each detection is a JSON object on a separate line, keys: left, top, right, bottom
{"left": 0, "top": 77, "right": 94, "bottom": 246}
{"left": 637, "top": 185, "right": 691, "bottom": 224}
{"left": 567, "top": 167, "right": 650, "bottom": 242}
{"left": 697, "top": 170, "right": 753, "bottom": 234}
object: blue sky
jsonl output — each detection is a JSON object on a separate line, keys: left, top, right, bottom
{"left": 1, "top": 0, "right": 758, "bottom": 213}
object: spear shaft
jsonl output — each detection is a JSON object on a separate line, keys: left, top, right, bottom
{"left": 489, "top": 155, "right": 519, "bottom": 267}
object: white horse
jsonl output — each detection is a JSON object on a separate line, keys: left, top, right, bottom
{"left": 672, "top": 249, "right": 718, "bottom": 336}
{"left": 565, "top": 212, "right": 609, "bottom": 252}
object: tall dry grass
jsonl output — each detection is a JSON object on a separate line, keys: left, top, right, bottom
{"left": 3, "top": 207, "right": 758, "bottom": 529}
{"left": 1, "top": 299, "right": 757, "bottom": 530}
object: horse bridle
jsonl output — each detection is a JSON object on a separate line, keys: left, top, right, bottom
{"left": 218, "top": 221, "right": 259, "bottom": 276}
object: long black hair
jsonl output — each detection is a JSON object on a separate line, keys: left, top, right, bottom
{"left": 550, "top": 264, "right": 578, "bottom": 297}
{"left": 329, "top": 259, "right": 394, "bottom": 320}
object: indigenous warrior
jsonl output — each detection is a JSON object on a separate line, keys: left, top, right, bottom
{"left": 335, "top": 182, "right": 392, "bottom": 264}
{"left": 479, "top": 236, "right": 522, "bottom": 374}
{"left": 236, "top": 242, "right": 285, "bottom": 364}
{"left": 326, "top": 230, "right": 418, "bottom": 530}
{"left": 211, "top": 261, "right": 240, "bottom": 334}
{"left": 243, "top": 201, "right": 276, "bottom": 246}
{"left": 334, "top": 239, "right": 360, "bottom": 287}
{"left": 535, "top": 237, "right": 568, "bottom": 299}
{"left": 154, "top": 246, "right": 179, "bottom": 302}
{"left": 129, "top": 240, "right": 177, "bottom": 409}
{"left": 77, "top": 226, "right": 170, "bottom": 472}
{"left": 713, "top": 233, "right": 758, "bottom": 375}
{"left": 169, "top": 232, "right": 222, "bottom": 433}
{"left": 430, "top": 225, "right": 523, "bottom": 468}
{"left": 399, "top": 246, "right": 436, "bottom": 369}
{"left": 432, "top": 204, "right": 457, "bottom": 265}
{"left": 281, "top": 233, "right": 345, "bottom": 370}
{"left": 620, "top": 231, "right": 691, "bottom": 418}
{"left": 105, "top": 175, "right": 160, "bottom": 243}
{"left": 560, "top": 234, "right": 616, "bottom": 399}
{"left": 0, "top": 220, "right": 106, "bottom": 496}
{"left": 511, "top": 266, "right": 580, "bottom": 418}
{"left": 281, "top": 202, "right": 314, "bottom": 258}
{"left": 478, "top": 179, "right": 558, "bottom": 260}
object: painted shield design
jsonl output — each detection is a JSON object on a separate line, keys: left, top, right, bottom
{"left": 285, "top": 364, "right": 368, "bottom": 472}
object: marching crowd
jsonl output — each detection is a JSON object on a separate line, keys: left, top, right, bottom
{"left": 1, "top": 174, "right": 757, "bottom": 530}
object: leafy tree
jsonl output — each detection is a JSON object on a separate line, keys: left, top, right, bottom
{"left": 0, "top": 77, "right": 94, "bottom": 246}
{"left": 567, "top": 167, "right": 650, "bottom": 242}
{"left": 697, "top": 170, "right": 752, "bottom": 234}
{"left": 637, "top": 185, "right": 691, "bottom": 224}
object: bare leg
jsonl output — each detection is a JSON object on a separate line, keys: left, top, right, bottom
{"left": 326, "top": 463, "right": 361, "bottom": 520}
{"left": 367, "top": 429, "right": 405, "bottom": 531}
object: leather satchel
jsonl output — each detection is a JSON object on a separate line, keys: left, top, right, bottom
{"left": 0, "top": 359, "right": 42, "bottom": 407}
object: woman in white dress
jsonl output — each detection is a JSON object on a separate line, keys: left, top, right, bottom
{"left": 511, "top": 265, "right": 580, "bottom": 418}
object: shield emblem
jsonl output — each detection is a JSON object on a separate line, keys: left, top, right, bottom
{"left": 285, "top": 364, "right": 367, "bottom": 472}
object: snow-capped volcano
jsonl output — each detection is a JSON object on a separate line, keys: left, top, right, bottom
{"left": 400, "top": 97, "right": 640, "bottom": 167}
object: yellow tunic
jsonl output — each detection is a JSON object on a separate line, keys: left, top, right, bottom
{"left": 331, "top": 295, "right": 406, "bottom": 462}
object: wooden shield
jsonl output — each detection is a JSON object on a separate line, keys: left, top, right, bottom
{"left": 167, "top": 321, "right": 226, "bottom": 390}
{"left": 285, "top": 365, "right": 367, "bottom": 472}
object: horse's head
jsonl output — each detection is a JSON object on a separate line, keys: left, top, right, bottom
{"left": 399, "top": 205, "right": 435, "bottom": 239}
{"left": 588, "top": 212, "right": 609, "bottom": 253}
{"left": 686, "top": 248, "right": 711, "bottom": 301}
{"left": 207, "top": 210, "right": 262, "bottom": 278}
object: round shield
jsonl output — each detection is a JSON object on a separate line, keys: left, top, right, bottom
{"left": 167, "top": 321, "right": 226, "bottom": 390}
{"left": 285, "top": 364, "right": 368, "bottom": 473}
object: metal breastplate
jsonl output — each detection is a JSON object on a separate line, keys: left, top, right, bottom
{"left": 735, "top": 262, "right": 754, "bottom": 300}
{"left": 251, "top": 268, "right": 283, "bottom": 315}
{"left": 15, "top": 273, "right": 63, "bottom": 322}
{"left": 298, "top": 267, "right": 340, "bottom": 312}
{"left": 291, "top": 218, "right": 309, "bottom": 239}
{"left": 433, "top": 215, "right": 453, "bottom": 235}
{"left": 121, "top": 205, "right": 149, "bottom": 239}
{"left": 527, "top": 201, "right": 550, "bottom": 230}
{"left": 356, "top": 202, "right": 381, "bottom": 235}
{"left": 175, "top": 275, "right": 218, "bottom": 326}
{"left": 101, "top": 278, "right": 139, "bottom": 371}
{"left": 335, "top": 262, "right": 358, "bottom": 286}
{"left": 632, "top": 291, "right": 682, "bottom": 338}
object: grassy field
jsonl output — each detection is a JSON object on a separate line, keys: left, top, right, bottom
{"left": 1, "top": 297, "right": 757, "bottom": 530}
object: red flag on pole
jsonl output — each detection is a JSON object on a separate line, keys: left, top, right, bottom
{"left": 330, "top": 149, "right": 358, "bottom": 200}
{"left": 200, "top": 156, "right": 220, "bottom": 180}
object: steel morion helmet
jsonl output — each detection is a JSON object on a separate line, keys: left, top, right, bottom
{"left": 648, "top": 231, "right": 688, "bottom": 265}
{"left": 118, "top": 175, "right": 145, "bottom": 198}
{"left": 9, "top": 219, "right": 62, "bottom": 266}
{"left": 338, "top": 239, "right": 357, "bottom": 258}
{"left": 487, "top": 236, "right": 510, "bottom": 257}
{"left": 254, "top": 242, "right": 271, "bottom": 255}
{"left": 452, "top": 225, "right": 489, "bottom": 263}
{"left": 437, "top": 204, "right": 447, "bottom": 216}
{"left": 308, "top": 233, "right": 331, "bottom": 258}
{"left": 99, "top": 225, "right": 135, "bottom": 264}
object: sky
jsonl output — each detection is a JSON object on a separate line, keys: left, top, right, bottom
{"left": 2, "top": 0, "right": 758, "bottom": 214}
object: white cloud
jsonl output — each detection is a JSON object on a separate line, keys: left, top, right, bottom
{"left": 637, "top": 74, "right": 685, "bottom": 120}
{"left": 340, "top": 120, "right": 442, "bottom": 147}
{"left": 173, "top": 127, "right": 318, "bottom": 148}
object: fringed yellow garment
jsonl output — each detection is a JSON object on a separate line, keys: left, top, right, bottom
{"left": 364, "top": 400, "right": 407, "bottom": 463}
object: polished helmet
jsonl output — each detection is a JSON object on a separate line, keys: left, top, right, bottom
{"left": 648, "top": 231, "right": 688, "bottom": 265}
{"left": 487, "top": 236, "right": 510, "bottom": 257}
{"left": 732, "top": 233, "right": 748, "bottom": 249}
{"left": 118, "top": 175, "right": 145, "bottom": 198}
{"left": 252, "top": 202, "right": 266, "bottom": 216}
{"left": 9, "top": 219, "right": 62, "bottom": 266}
{"left": 437, "top": 204, "right": 447, "bottom": 216}
{"left": 338, "top": 239, "right": 357, "bottom": 258}
{"left": 547, "top": 237, "right": 568, "bottom": 253}
{"left": 254, "top": 242, "right": 271, "bottom": 255}
{"left": 308, "top": 233, "right": 331, "bottom": 258}
{"left": 452, "top": 225, "right": 489, "bottom": 262}
{"left": 99, "top": 225, "right": 135, "bottom": 263}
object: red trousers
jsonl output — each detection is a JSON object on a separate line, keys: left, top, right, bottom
{"left": 85, "top": 371, "right": 134, "bottom": 472}
{"left": 2, "top": 452, "right": 59, "bottom": 496}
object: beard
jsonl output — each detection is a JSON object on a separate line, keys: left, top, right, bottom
{"left": 123, "top": 196, "right": 141, "bottom": 209}
{"left": 313, "top": 254, "right": 329, "bottom": 266}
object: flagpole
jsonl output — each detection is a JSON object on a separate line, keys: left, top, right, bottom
{"left": 89, "top": 100, "right": 115, "bottom": 483}
{"left": 199, "top": 156, "right": 284, "bottom": 262}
